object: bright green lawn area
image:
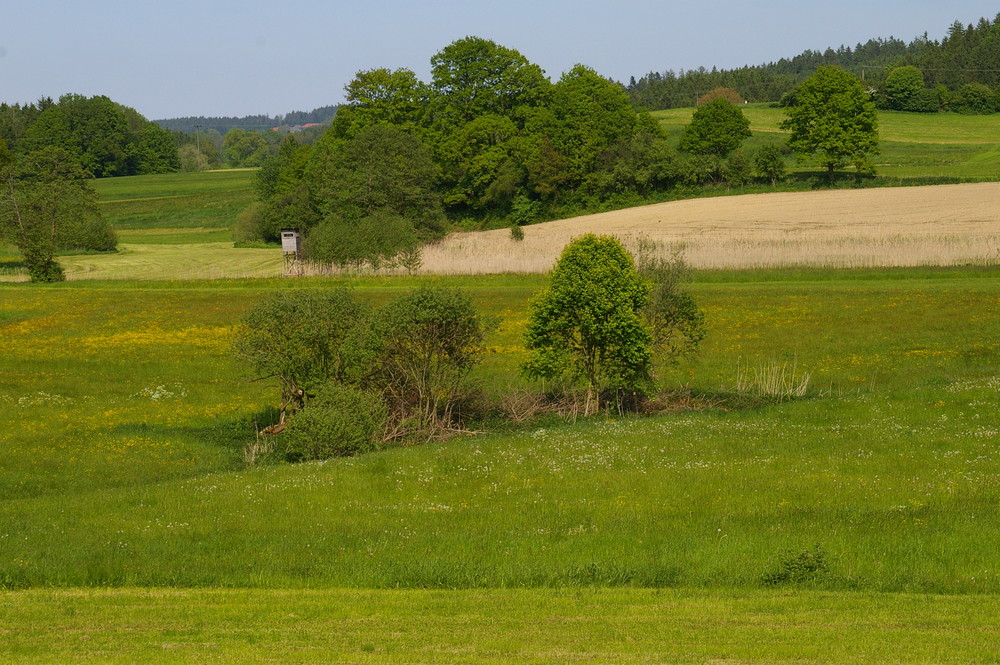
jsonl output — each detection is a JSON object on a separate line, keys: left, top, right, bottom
{"left": 1, "top": 269, "right": 998, "bottom": 661}
{"left": 3, "top": 588, "right": 998, "bottom": 664}
{"left": 653, "top": 105, "right": 1000, "bottom": 180}
{"left": 1, "top": 271, "right": 998, "bottom": 592}
{"left": 92, "top": 169, "right": 255, "bottom": 230}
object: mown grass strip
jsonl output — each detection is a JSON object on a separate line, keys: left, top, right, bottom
{"left": 1, "top": 588, "right": 998, "bottom": 664}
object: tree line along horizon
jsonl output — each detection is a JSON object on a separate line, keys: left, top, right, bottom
{"left": 2, "top": 14, "right": 998, "bottom": 279}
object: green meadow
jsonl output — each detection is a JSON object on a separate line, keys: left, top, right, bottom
{"left": 2, "top": 109, "right": 1000, "bottom": 662}
{"left": 654, "top": 105, "right": 1000, "bottom": 181}
{"left": 1, "top": 267, "right": 999, "bottom": 662}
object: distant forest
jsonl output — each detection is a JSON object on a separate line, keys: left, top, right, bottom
{"left": 627, "top": 14, "right": 1000, "bottom": 109}
{"left": 154, "top": 106, "right": 338, "bottom": 134}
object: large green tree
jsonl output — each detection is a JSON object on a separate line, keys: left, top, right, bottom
{"left": 522, "top": 234, "right": 653, "bottom": 414}
{"left": 331, "top": 68, "right": 429, "bottom": 139}
{"left": 780, "top": 66, "right": 879, "bottom": 177}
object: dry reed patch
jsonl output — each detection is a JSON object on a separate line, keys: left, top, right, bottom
{"left": 414, "top": 183, "right": 1000, "bottom": 273}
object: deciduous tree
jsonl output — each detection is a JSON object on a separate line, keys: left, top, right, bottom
{"left": 522, "top": 234, "right": 653, "bottom": 414}
{"left": 679, "top": 98, "right": 751, "bottom": 157}
{"left": 780, "top": 66, "right": 879, "bottom": 177}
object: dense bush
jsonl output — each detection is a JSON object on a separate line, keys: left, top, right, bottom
{"left": 283, "top": 384, "right": 387, "bottom": 460}
{"left": 522, "top": 234, "right": 653, "bottom": 414}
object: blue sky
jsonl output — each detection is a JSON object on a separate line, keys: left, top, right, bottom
{"left": 3, "top": 1, "right": 998, "bottom": 119}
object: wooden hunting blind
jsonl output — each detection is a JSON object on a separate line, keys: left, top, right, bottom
{"left": 281, "top": 228, "right": 302, "bottom": 276}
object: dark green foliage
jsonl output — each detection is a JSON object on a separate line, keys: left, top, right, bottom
{"left": 304, "top": 211, "right": 419, "bottom": 271}
{"left": 761, "top": 545, "right": 831, "bottom": 586}
{"left": 5, "top": 94, "right": 177, "bottom": 177}
{"left": 781, "top": 67, "right": 879, "bottom": 177}
{"left": 678, "top": 99, "right": 751, "bottom": 157}
{"left": 253, "top": 37, "right": 676, "bottom": 239}
{"left": 753, "top": 144, "right": 787, "bottom": 184}
{"left": 955, "top": 83, "right": 998, "bottom": 114}
{"left": 522, "top": 235, "right": 653, "bottom": 414}
{"left": 722, "top": 150, "right": 752, "bottom": 187}
{"left": 283, "top": 385, "right": 387, "bottom": 461}
{"left": 231, "top": 289, "right": 370, "bottom": 421}
{"left": 309, "top": 125, "right": 444, "bottom": 237}
{"left": 632, "top": 241, "right": 706, "bottom": 371}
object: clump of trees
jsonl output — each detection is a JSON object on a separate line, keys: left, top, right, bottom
{"left": 232, "top": 286, "right": 497, "bottom": 460}
{"left": 0, "top": 95, "right": 178, "bottom": 177}
{"left": 234, "top": 236, "right": 706, "bottom": 461}
{"left": 1, "top": 140, "right": 117, "bottom": 282}
{"left": 237, "top": 37, "right": 691, "bottom": 267}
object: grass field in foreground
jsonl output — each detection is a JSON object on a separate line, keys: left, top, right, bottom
{"left": 1, "top": 271, "right": 998, "bottom": 592}
{"left": 3, "top": 588, "right": 999, "bottom": 664}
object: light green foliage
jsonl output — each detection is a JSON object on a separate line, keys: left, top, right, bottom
{"left": 332, "top": 67, "right": 429, "bottom": 138}
{"left": 221, "top": 128, "right": 270, "bottom": 167}
{"left": 780, "top": 67, "right": 880, "bottom": 176}
{"left": 369, "top": 286, "right": 497, "bottom": 434}
{"left": 678, "top": 98, "right": 751, "bottom": 157}
{"left": 523, "top": 234, "right": 653, "bottom": 413}
{"left": 283, "top": 384, "right": 387, "bottom": 460}
{"left": 232, "top": 289, "right": 370, "bottom": 420}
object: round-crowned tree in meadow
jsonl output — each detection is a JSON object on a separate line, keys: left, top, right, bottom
{"left": 232, "top": 288, "right": 371, "bottom": 423}
{"left": 522, "top": 234, "right": 653, "bottom": 414}
{"left": 780, "top": 66, "right": 879, "bottom": 177}
{"left": 678, "top": 98, "right": 751, "bottom": 157}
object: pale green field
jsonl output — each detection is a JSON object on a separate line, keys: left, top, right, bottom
{"left": 3, "top": 588, "right": 999, "bottom": 664}
{"left": 653, "top": 105, "right": 1000, "bottom": 180}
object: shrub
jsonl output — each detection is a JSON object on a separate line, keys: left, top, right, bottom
{"left": 632, "top": 242, "right": 706, "bottom": 371}
{"left": 754, "top": 144, "right": 787, "bottom": 185}
{"left": 232, "top": 289, "right": 370, "bottom": 422}
{"left": 283, "top": 384, "right": 387, "bottom": 460}
{"left": 233, "top": 202, "right": 270, "bottom": 244}
{"left": 369, "top": 286, "right": 497, "bottom": 436}
{"left": 304, "top": 211, "right": 419, "bottom": 271}
{"left": 61, "top": 216, "right": 118, "bottom": 252}
{"left": 723, "top": 150, "right": 752, "bottom": 187}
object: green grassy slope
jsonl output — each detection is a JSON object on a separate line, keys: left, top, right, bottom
{"left": 1, "top": 271, "right": 997, "bottom": 592}
{"left": 654, "top": 105, "right": 1000, "bottom": 180}
{"left": 91, "top": 169, "right": 255, "bottom": 231}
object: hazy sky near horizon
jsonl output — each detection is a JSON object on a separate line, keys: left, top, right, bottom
{"left": 4, "top": 1, "right": 999, "bottom": 120}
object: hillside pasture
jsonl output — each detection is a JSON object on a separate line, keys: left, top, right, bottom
{"left": 91, "top": 169, "right": 255, "bottom": 230}
{"left": 654, "top": 105, "right": 1000, "bottom": 180}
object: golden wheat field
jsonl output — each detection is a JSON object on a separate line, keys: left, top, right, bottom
{"left": 418, "top": 183, "right": 1000, "bottom": 274}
